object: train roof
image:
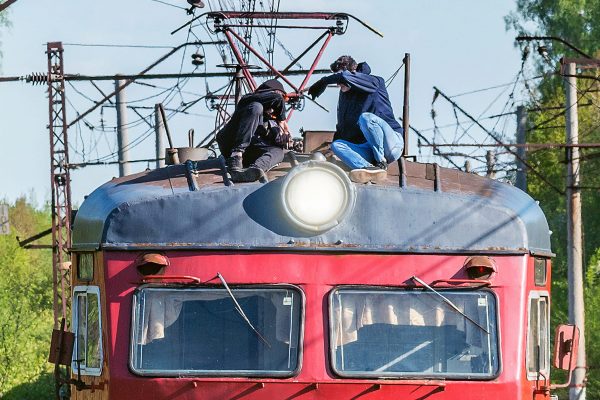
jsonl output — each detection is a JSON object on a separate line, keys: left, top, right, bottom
{"left": 71, "top": 154, "right": 552, "bottom": 256}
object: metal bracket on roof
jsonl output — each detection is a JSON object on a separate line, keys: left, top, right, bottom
{"left": 182, "top": 157, "right": 234, "bottom": 187}
{"left": 398, "top": 157, "right": 407, "bottom": 188}
{"left": 217, "top": 156, "right": 234, "bottom": 186}
{"left": 425, "top": 163, "right": 442, "bottom": 192}
{"left": 185, "top": 160, "right": 199, "bottom": 191}
{"left": 434, "top": 163, "right": 442, "bottom": 192}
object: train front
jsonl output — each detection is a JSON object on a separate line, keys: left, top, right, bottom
{"left": 69, "top": 152, "right": 558, "bottom": 400}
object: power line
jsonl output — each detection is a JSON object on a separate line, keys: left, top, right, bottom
{"left": 66, "top": 41, "right": 206, "bottom": 128}
{"left": 385, "top": 60, "right": 405, "bottom": 88}
{"left": 397, "top": 117, "right": 462, "bottom": 170}
{"left": 62, "top": 42, "right": 180, "bottom": 49}
{"left": 449, "top": 75, "right": 545, "bottom": 98}
{"left": 69, "top": 157, "right": 166, "bottom": 168}
{"left": 433, "top": 86, "right": 565, "bottom": 195}
{"left": 148, "top": 0, "right": 186, "bottom": 10}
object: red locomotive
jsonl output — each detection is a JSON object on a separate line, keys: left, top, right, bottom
{"left": 61, "top": 146, "right": 578, "bottom": 399}
{"left": 51, "top": 11, "right": 579, "bottom": 400}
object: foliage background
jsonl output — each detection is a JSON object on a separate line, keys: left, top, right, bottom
{"left": 507, "top": 0, "right": 600, "bottom": 397}
{"left": 0, "top": 5, "right": 12, "bottom": 67}
{"left": 0, "top": 197, "right": 54, "bottom": 399}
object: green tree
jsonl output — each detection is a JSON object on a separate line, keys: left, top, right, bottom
{"left": 0, "top": 197, "right": 54, "bottom": 399}
{"left": 0, "top": 2, "right": 12, "bottom": 67}
{"left": 507, "top": 1, "right": 600, "bottom": 397}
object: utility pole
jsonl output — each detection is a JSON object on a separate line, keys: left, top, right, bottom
{"left": 515, "top": 105, "right": 528, "bottom": 191}
{"left": 154, "top": 104, "right": 166, "bottom": 169}
{"left": 402, "top": 53, "right": 410, "bottom": 157}
{"left": 47, "top": 42, "right": 72, "bottom": 331}
{"left": 115, "top": 78, "right": 131, "bottom": 176}
{"left": 565, "top": 61, "right": 586, "bottom": 400}
{"left": 0, "top": 203, "right": 9, "bottom": 235}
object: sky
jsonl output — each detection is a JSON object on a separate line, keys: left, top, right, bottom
{"left": 0, "top": 0, "right": 532, "bottom": 207}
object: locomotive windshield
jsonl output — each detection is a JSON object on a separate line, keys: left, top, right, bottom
{"left": 130, "top": 286, "right": 303, "bottom": 377}
{"left": 329, "top": 288, "right": 499, "bottom": 378}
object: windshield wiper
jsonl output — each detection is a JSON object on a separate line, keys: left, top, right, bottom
{"left": 411, "top": 275, "right": 490, "bottom": 334}
{"left": 217, "top": 272, "right": 271, "bottom": 348}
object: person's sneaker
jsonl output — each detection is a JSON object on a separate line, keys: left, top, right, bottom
{"left": 349, "top": 165, "right": 387, "bottom": 183}
{"left": 375, "top": 160, "right": 388, "bottom": 171}
{"left": 230, "top": 167, "right": 265, "bottom": 183}
{"left": 225, "top": 155, "right": 243, "bottom": 171}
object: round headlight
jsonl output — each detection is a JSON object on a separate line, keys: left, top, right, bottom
{"left": 281, "top": 161, "right": 356, "bottom": 232}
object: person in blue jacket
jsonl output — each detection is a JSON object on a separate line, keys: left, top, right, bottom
{"left": 308, "top": 55, "right": 404, "bottom": 183}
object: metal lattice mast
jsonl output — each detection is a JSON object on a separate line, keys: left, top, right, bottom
{"left": 47, "top": 42, "right": 72, "bottom": 330}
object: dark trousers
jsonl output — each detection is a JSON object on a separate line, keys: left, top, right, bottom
{"left": 216, "top": 101, "right": 284, "bottom": 171}
{"left": 217, "top": 102, "right": 263, "bottom": 157}
{"left": 243, "top": 142, "right": 284, "bottom": 171}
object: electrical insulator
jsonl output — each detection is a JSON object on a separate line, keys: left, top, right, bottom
{"left": 191, "top": 53, "right": 205, "bottom": 66}
{"left": 24, "top": 72, "right": 48, "bottom": 85}
{"left": 187, "top": 0, "right": 204, "bottom": 8}
{"left": 335, "top": 19, "right": 344, "bottom": 34}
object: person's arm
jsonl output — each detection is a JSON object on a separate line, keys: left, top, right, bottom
{"left": 307, "top": 73, "right": 340, "bottom": 99}
{"left": 277, "top": 120, "right": 293, "bottom": 149}
{"left": 275, "top": 96, "right": 287, "bottom": 121}
{"left": 308, "top": 71, "right": 377, "bottom": 99}
{"left": 258, "top": 91, "right": 287, "bottom": 121}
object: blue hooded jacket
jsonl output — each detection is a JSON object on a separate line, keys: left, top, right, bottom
{"left": 318, "top": 62, "right": 403, "bottom": 144}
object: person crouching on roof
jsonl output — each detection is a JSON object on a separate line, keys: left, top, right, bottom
{"left": 308, "top": 55, "right": 404, "bottom": 183}
{"left": 217, "top": 79, "right": 291, "bottom": 183}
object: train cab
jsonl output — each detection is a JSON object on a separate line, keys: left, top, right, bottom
{"left": 62, "top": 135, "right": 577, "bottom": 400}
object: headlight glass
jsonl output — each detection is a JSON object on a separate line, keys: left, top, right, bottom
{"left": 282, "top": 162, "right": 355, "bottom": 232}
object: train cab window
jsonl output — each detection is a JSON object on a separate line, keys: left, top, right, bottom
{"left": 130, "top": 286, "right": 303, "bottom": 377}
{"left": 72, "top": 286, "right": 103, "bottom": 376}
{"left": 526, "top": 293, "right": 549, "bottom": 378}
{"left": 77, "top": 253, "right": 94, "bottom": 282}
{"left": 329, "top": 288, "right": 499, "bottom": 379}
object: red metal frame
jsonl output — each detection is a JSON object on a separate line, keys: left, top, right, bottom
{"left": 202, "top": 11, "right": 385, "bottom": 133}
{"left": 206, "top": 11, "right": 383, "bottom": 37}
{"left": 210, "top": 11, "right": 352, "bottom": 115}
{"left": 223, "top": 30, "right": 258, "bottom": 91}
{"left": 208, "top": 11, "right": 351, "bottom": 20}
{"left": 205, "top": 12, "right": 350, "bottom": 134}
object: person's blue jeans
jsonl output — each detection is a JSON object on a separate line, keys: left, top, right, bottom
{"left": 330, "top": 112, "right": 404, "bottom": 169}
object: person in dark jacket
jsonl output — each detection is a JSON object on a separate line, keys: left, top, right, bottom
{"left": 217, "top": 79, "right": 291, "bottom": 182}
{"left": 308, "top": 55, "right": 404, "bottom": 183}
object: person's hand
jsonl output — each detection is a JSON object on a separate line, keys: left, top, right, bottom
{"left": 278, "top": 120, "right": 290, "bottom": 134}
{"left": 275, "top": 131, "right": 293, "bottom": 149}
{"left": 308, "top": 79, "right": 327, "bottom": 100}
